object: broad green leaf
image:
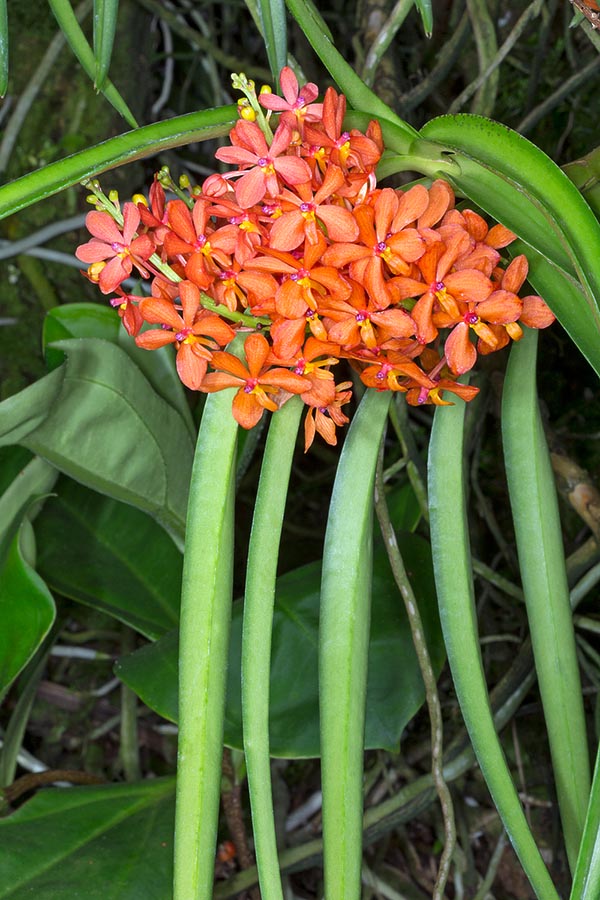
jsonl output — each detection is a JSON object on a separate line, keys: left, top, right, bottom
{"left": 43, "top": 303, "right": 119, "bottom": 367}
{"left": 0, "top": 339, "right": 194, "bottom": 547}
{"left": 0, "top": 105, "right": 236, "bottom": 220}
{"left": 43, "top": 303, "right": 195, "bottom": 437}
{"left": 0, "top": 455, "right": 57, "bottom": 568}
{"left": 48, "top": 0, "right": 136, "bottom": 128}
{"left": 116, "top": 532, "right": 444, "bottom": 758}
{"left": 35, "top": 477, "right": 182, "bottom": 639}
{"left": 0, "top": 777, "right": 175, "bottom": 899}
{"left": 285, "top": 0, "right": 418, "bottom": 141}
{"left": 0, "top": 368, "right": 65, "bottom": 446}
{"left": 0, "top": 526, "right": 55, "bottom": 699}
{"left": 0, "top": 447, "right": 33, "bottom": 496}
{"left": 418, "top": 115, "right": 600, "bottom": 318}
{"left": 93, "top": 0, "right": 119, "bottom": 91}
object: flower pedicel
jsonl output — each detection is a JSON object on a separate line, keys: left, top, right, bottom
{"left": 76, "top": 67, "right": 555, "bottom": 451}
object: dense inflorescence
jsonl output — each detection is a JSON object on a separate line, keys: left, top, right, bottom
{"left": 76, "top": 68, "right": 555, "bottom": 450}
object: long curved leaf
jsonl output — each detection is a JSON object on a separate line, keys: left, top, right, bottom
{"left": 570, "top": 744, "right": 600, "bottom": 900}
{"left": 428, "top": 388, "right": 561, "bottom": 900}
{"left": 503, "top": 328, "right": 590, "bottom": 871}
{"left": 285, "top": 0, "right": 418, "bottom": 140}
{"left": 319, "top": 389, "right": 391, "bottom": 900}
{"left": 93, "top": 0, "right": 119, "bottom": 91}
{"left": 0, "top": 105, "right": 237, "bottom": 220}
{"left": 174, "top": 371, "right": 240, "bottom": 900}
{"left": 48, "top": 0, "right": 136, "bottom": 127}
{"left": 0, "top": 0, "right": 7, "bottom": 98}
{"left": 259, "top": 0, "right": 287, "bottom": 77}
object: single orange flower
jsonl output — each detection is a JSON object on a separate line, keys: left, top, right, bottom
{"left": 135, "top": 281, "right": 235, "bottom": 389}
{"left": 200, "top": 332, "right": 311, "bottom": 428}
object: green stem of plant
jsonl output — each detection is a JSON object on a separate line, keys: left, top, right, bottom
{"left": 374, "top": 449, "right": 455, "bottom": 899}
{"left": 427, "top": 381, "right": 561, "bottom": 900}
{"left": 319, "top": 389, "right": 391, "bottom": 900}
{"left": 173, "top": 372, "right": 240, "bottom": 900}
{"left": 502, "top": 328, "right": 590, "bottom": 872}
{"left": 242, "top": 395, "right": 303, "bottom": 900}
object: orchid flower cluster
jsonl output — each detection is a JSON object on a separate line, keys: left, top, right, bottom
{"left": 75, "top": 68, "right": 555, "bottom": 450}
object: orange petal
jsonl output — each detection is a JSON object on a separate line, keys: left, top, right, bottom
{"left": 232, "top": 390, "right": 266, "bottom": 428}
{"left": 135, "top": 329, "right": 177, "bottom": 350}
{"left": 244, "top": 332, "right": 271, "bottom": 376}
{"left": 445, "top": 269, "right": 493, "bottom": 303}
{"left": 167, "top": 200, "right": 197, "bottom": 244}
{"left": 261, "top": 368, "right": 312, "bottom": 394}
{"left": 520, "top": 295, "right": 555, "bottom": 328}
{"left": 269, "top": 211, "right": 306, "bottom": 251}
{"left": 444, "top": 322, "right": 477, "bottom": 374}
{"left": 180, "top": 281, "right": 201, "bottom": 326}
{"left": 318, "top": 205, "right": 359, "bottom": 243}
{"left": 139, "top": 297, "right": 183, "bottom": 330}
{"left": 476, "top": 290, "right": 522, "bottom": 324}
{"left": 392, "top": 184, "right": 429, "bottom": 231}
{"left": 418, "top": 180, "right": 454, "bottom": 229}
{"left": 176, "top": 343, "right": 208, "bottom": 390}
{"left": 501, "top": 255, "right": 528, "bottom": 293}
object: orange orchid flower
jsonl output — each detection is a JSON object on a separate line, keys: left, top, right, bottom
{"left": 214, "top": 120, "right": 311, "bottom": 209}
{"left": 76, "top": 202, "right": 155, "bottom": 294}
{"left": 135, "top": 281, "right": 235, "bottom": 390}
{"left": 200, "top": 332, "right": 311, "bottom": 428}
{"left": 268, "top": 165, "right": 359, "bottom": 251}
{"left": 162, "top": 199, "right": 234, "bottom": 289}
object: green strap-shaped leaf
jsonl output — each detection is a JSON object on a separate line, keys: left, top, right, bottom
{"left": 93, "top": 0, "right": 119, "bottom": 91}
{"left": 285, "top": 0, "right": 419, "bottom": 140}
{"left": 415, "top": 0, "right": 433, "bottom": 36}
{"left": 0, "top": 0, "right": 7, "bottom": 98}
{"left": 242, "top": 396, "right": 302, "bottom": 900}
{"left": 570, "top": 743, "right": 600, "bottom": 900}
{"left": 502, "top": 328, "right": 590, "bottom": 871}
{"left": 319, "top": 389, "right": 391, "bottom": 900}
{"left": 49, "top": 0, "right": 136, "bottom": 127}
{"left": 0, "top": 104, "right": 236, "bottom": 220}
{"left": 428, "top": 388, "right": 561, "bottom": 900}
{"left": 174, "top": 373, "right": 240, "bottom": 900}
{"left": 259, "top": 0, "right": 287, "bottom": 78}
